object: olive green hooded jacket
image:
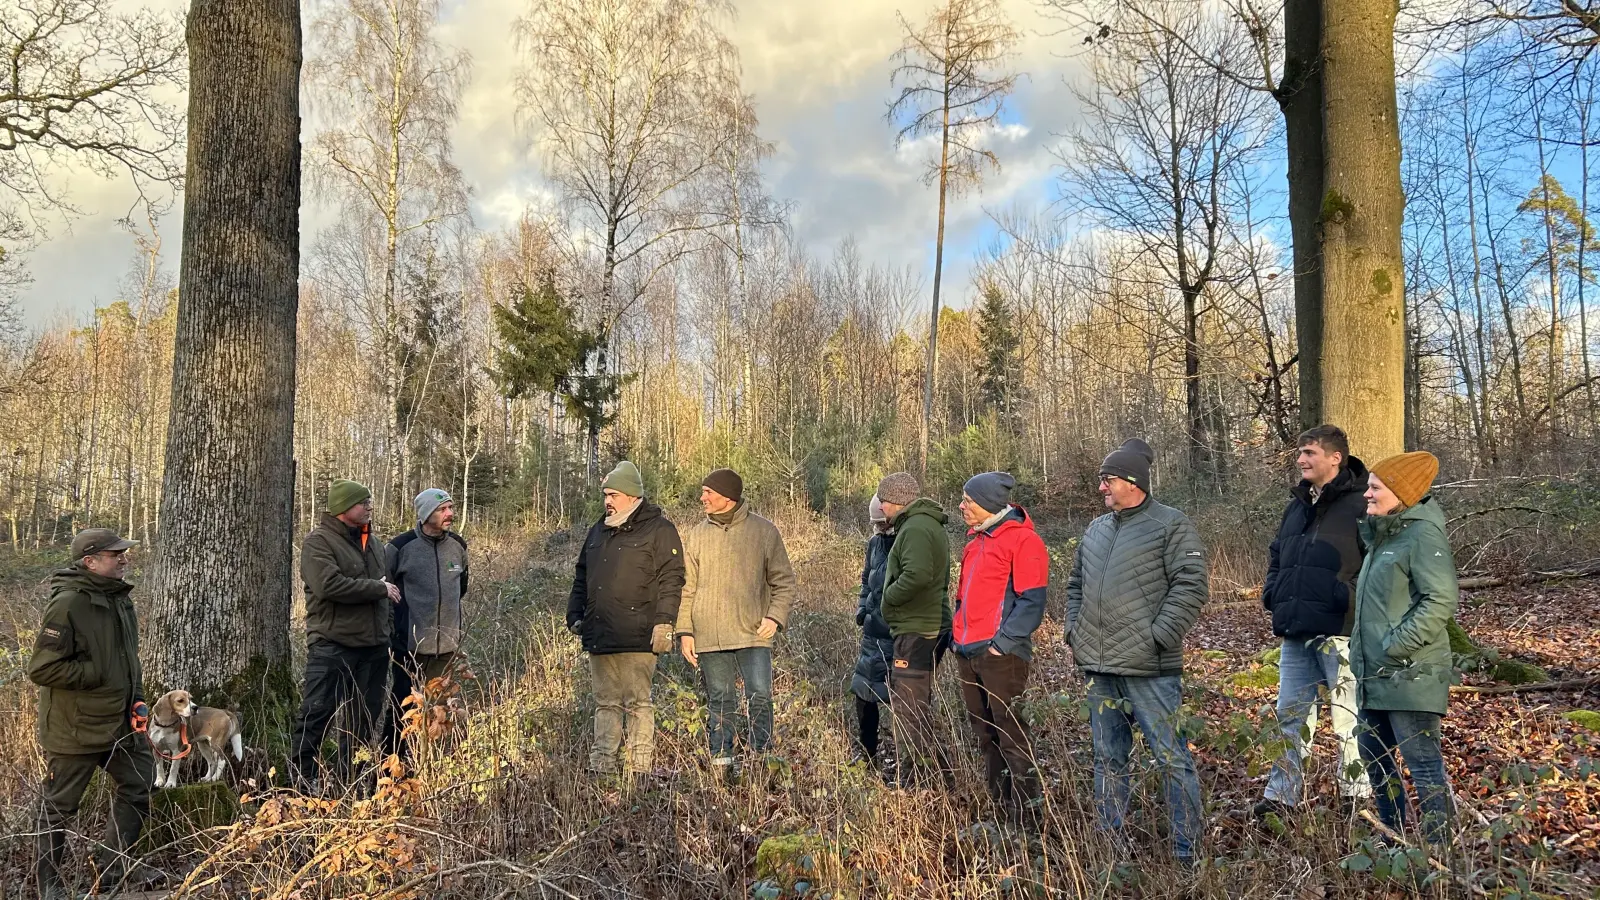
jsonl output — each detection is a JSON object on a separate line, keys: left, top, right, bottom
{"left": 881, "top": 498, "right": 952, "bottom": 637}
{"left": 27, "top": 566, "right": 144, "bottom": 755}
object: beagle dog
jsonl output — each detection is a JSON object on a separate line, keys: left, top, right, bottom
{"left": 148, "top": 689, "right": 243, "bottom": 789}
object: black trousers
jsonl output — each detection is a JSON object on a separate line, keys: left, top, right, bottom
{"left": 36, "top": 740, "right": 154, "bottom": 894}
{"left": 290, "top": 640, "right": 389, "bottom": 786}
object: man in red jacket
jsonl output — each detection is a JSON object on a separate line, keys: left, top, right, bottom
{"left": 952, "top": 472, "right": 1048, "bottom": 818}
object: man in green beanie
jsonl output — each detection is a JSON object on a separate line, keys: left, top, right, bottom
{"left": 290, "top": 479, "right": 399, "bottom": 791}
{"left": 567, "top": 461, "right": 685, "bottom": 779}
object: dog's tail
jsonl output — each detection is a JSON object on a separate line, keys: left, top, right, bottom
{"left": 230, "top": 730, "right": 244, "bottom": 762}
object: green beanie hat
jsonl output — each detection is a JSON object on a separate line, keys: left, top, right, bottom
{"left": 327, "top": 479, "right": 372, "bottom": 515}
{"left": 601, "top": 461, "right": 645, "bottom": 498}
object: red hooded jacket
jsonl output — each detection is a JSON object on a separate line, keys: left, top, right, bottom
{"left": 953, "top": 507, "right": 1049, "bottom": 659}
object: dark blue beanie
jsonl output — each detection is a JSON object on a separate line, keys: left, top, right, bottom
{"left": 963, "top": 472, "right": 1017, "bottom": 516}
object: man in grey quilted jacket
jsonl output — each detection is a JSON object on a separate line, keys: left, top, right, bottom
{"left": 1066, "top": 439, "right": 1207, "bottom": 863}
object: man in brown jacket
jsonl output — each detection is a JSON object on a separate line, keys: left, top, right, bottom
{"left": 676, "top": 468, "right": 797, "bottom": 781}
{"left": 289, "top": 479, "right": 399, "bottom": 790}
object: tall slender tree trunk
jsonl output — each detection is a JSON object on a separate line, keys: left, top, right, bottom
{"left": 146, "top": 0, "right": 302, "bottom": 742}
{"left": 921, "top": 104, "right": 951, "bottom": 478}
{"left": 1282, "top": 0, "right": 1326, "bottom": 431}
{"left": 1317, "top": 0, "right": 1405, "bottom": 462}
{"left": 1581, "top": 78, "right": 1598, "bottom": 437}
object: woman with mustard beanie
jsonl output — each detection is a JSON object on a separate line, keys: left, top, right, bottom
{"left": 1349, "top": 451, "right": 1458, "bottom": 849}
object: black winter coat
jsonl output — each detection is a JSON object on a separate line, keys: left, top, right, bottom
{"left": 1263, "top": 457, "right": 1368, "bottom": 640}
{"left": 566, "top": 501, "right": 687, "bottom": 654}
{"left": 851, "top": 531, "right": 895, "bottom": 703}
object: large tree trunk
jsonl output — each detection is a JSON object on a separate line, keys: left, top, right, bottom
{"left": 1282, "top": 0, "right": 1326, "bottom": 433}
{"left": 1316, "top": 0, "right": 1405, "bottom": 462}
{"left": 145, "top": 0, "right": 302, "bottom": 748}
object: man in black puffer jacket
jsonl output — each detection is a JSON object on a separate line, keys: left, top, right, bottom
{"left": 850, "top": 496, "right": 895, "bottom": 769}
{"left": 1254, "top": 425, "right": 1372, "bottom": 820}
{"left": 567, "top": 461, "right": 685, "bottom": 778}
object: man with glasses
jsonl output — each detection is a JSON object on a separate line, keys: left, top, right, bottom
{"left": 29, "top": 528, "right": 160, "bottom": 897}
{"left": 1066, "top": 439, "right": 1208, "bottom": 864}
{"left": 290, "top": 479, "right": 399, "bottom": 791}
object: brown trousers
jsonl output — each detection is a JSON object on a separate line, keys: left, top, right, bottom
{"left": 888, "top": 634, "right": 951, "bottom": 785}
{"left": 956, "top": 651, "right": 1040, "bottom": 806}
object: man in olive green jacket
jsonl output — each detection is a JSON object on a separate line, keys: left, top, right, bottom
{"left": 28, "top": 528, "right": 158, "bottom": 898}
{"left": 290, "top": 479, "right": 399, "bottom": 790}
{"left": 876, "top": 472, "right": 952, "bottom": 785}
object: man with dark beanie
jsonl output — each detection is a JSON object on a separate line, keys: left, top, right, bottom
{"left": 953, "top": 472, "right": 1048, "bottom": 819}
{"left": 676, "top": 468, "right": 797, "bottom": 782}
{"left": 290, "top": 479, "right": 399, "bottom": 792}
{"left": 1067, "top": 440, "right": 1207, "bottom": 862}
{"left": 1254, "top": 425, "right": 1372, "bottom": 823}
{"left": 877, "top": 471, "right": 953, "bottom": 786}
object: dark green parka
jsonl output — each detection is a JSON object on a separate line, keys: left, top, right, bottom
{"left": 302, "top": 512, "right": 392, "bottom": 648}
{"left": 1349, "top": 496, "right": 1459, "bottom": 716}
{"left": 27, "top": 567, "right": 144, "bottom": 755}
{"left": 881, "top": 498, "right": 952, "bottom": 638}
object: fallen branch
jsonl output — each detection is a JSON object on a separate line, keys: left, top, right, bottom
{"left": 1458, "top": 560, "right": 1600, "bottom": 590}
{"left": 1451, "top": 675, "right": 1600, "bottom": 695}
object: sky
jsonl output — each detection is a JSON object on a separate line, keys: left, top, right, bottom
{"left": 15, "top": 0, "right": 1086, "bottom": 330}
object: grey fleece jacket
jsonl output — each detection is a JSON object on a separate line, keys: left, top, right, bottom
{"left": 387, "top": 528, "right": 469, "bottom": 656}
{"left": 1065, "top": 496, "right": 1209, "bottom": 677}
{"left": 674, "top": 503, "right": 798, "bottom": 652}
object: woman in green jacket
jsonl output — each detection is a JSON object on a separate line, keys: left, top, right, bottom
{"left": 1350, "top": 451, "right": 1458, "bottom": 848}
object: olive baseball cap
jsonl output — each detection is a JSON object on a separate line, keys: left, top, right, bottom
{"left": 70, "top": 528, "right": 138, "bottom": 560}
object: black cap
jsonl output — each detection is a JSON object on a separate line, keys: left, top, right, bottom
{"left": 702, "top": 468, "right": 744, "bottom": 504}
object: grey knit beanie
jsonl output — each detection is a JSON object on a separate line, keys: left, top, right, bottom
{"left": 963, "top": 472, "right": 1016, "bottom": 516}
{"left": 415, "top": 488, "right": 452, "bottom": 527}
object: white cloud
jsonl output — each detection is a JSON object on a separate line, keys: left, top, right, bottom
{"left": 18, "top": 0, "right": 1089, "bottom": 327}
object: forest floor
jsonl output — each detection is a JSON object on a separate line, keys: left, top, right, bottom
{"left": 0, "top": 511, "right": 1596, "bottom": 898}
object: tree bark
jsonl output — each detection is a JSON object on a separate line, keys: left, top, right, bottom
{"left": 146, "top": 0, "right": 302, "bottom": 744}
{"left": 1282, "top": 0, "right": 1326, "bottom": 432}
{"left": 1317, "top": 0, "right": 1406, "bottom": 462}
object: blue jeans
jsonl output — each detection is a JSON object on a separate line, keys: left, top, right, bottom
{"left": 1265, "top": 636, "right": 1371, "bottom": 804}
{"left": 1086, "top": 673, "right": 1204, "bottom": 859}
{"left": 1357, "top": 709, "right": 1454, "bottom": 845}
{"left": 701, "top": 647, "right": 773, "bottom": 762}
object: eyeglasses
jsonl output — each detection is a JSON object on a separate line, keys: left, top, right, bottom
{"left": 1098, "top": 476, "right": 1122, "bottom": 487}
{"left": 360, "top": 498, "right": 375, "bottom": 507}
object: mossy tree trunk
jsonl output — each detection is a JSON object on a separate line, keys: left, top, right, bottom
{"left": 144, "top": 0, "right": 303, "bottom": 755}
{"left": 1316, "top": 0, "right": 1406, "bottom": 463}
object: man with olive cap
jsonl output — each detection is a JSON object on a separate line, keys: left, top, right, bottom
{"left": 383, "top": 488, "right": 469, "bottom": 755}
{"left": 29, "top": 527, "right": 160, "bottom": 897}
{"left": 290, "top": 479, "right": 399, "bottom": 790}
{"left": 567, "top": 461, "right": 686, "bottom": 778}
{"left": 1067, "top": 439, "right": 1207, "bottom": 863}
{"left": 953, "top": 472, "right": 1048, "bottom": 817}
{"left": 675, "top": 468, "right": 797, "bottom": 782}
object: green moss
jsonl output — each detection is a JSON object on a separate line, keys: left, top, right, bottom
{"left": 1561, "top": 710, "right": 1600, "bottom": 732}
{"left": 1491, "top": 659, "right": 1550, "bottom": 685}
{"left": 1321, "top": 189, "right": 1355, "bottom": 224}
{"left": 1229, "top": 665, "right": 1280, "bottom": 691}
{"left": 1201, "top": 649, "right": 1228, "bottom": 660}
{"left": 1371, "top": 268, "right": 1393, "bottom": 295}
{"left": 755, "top": 833, "right": 831, "bottom": 883}
{"left": 1259, "top": 646, "right": 1282, "bottom": 666}
{"left": 139, "top": 782, "right": 240, "bottom": 854}
{"left": 1446, "top": 619, "right": 1478, "bottom": 656}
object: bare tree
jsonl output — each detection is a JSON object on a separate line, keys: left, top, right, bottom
{"left": 145, "top": 0, "right": 302, "bottom": 741}
{"left": 0, "top": 0, "right": 185, "bottom": 222}
{"left": 887, "top": 0, "right": 1019, "bottom": 475}
{"left": 515, "top": 0, "right": 742, "bottom": 481}
{"left": 1058, "top": 0, "right": 1271, "bottom": 481}
{"left": 306, "top": 0, "right": 470, "bottom": 519}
